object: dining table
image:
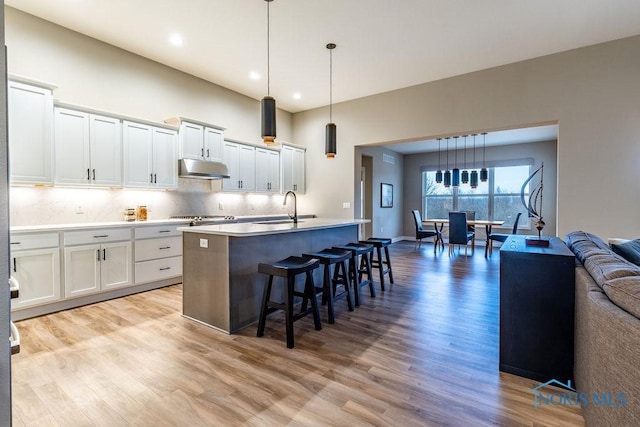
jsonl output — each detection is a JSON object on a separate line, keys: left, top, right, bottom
{"left": 422, "top": 218, "right": 505, "bottom": 250}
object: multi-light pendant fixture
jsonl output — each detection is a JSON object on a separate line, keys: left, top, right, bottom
{"left": 435, "top": 132, "right": 489, "bottom": 188}
{"left": 444, "top": 137, "right": 451, "bottom": 188}
{"left": 261, "top": 0, "right": 276, "bottom": 145}
{"left": 325, "top": 43, "right": 337, "bottom": 158}
{"left": 461, "top": 135, "right": 469, "bottom": 184}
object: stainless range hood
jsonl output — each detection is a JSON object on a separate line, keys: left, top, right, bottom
{"left": 178, "top": 158, "right": 230, "bottom": 179}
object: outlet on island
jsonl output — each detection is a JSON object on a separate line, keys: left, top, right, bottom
{"left": 199, "top": 238, "right": 208, "bottom": 248}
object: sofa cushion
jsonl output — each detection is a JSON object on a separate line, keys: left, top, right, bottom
{"left": 602, "top": 276, "right": 640, "bottom": 319}
{"left": 611, "top": 239, "right": 640, "bottom": 266}
{"left": 566, "top": 231, "right": 640, "bottom": 289}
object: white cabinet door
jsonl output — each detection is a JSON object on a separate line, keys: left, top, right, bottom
{"left": 180, "top": 122, "right": 204, "bottom": 160}
{"left": 64, "top": 244, "right": 101, "bottom": 298}
{"left": 90, "top": 114, "right": 122, "bottom": 186}
{"left": 282, "top": 145, "right": 305, "bottom": 193}
{"left": 123, "top": 121, "right": 154, "bottom": 187}
{"left": 54, "top": 107, "right": 90, "bottom": 185}
{"left": 100, "top": 241, "right": 132, "bottom": 290}
{"left": 204, "top": 127, "right": 224, "bottom": 161}
{"left": 11, "top": 248, "right": 61, "bottom": 309}
{"left": 222, "top": 141, "right": 240, "bottom": 191}
{"left": 8, "top": 81, "right": 53, "bottom": 184}
{"left": 238, "top": 144, "right": 255, "bottom": 191}
{"left": 292, "top": 147, "right": 305, "bottom": 193}
{"left": 152, "top": 127, "right": 177, "bottom": 188}
{"left": 255, "top": 148, "right": 279, "bottom": 192}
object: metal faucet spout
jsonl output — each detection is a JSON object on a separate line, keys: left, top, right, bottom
{"left": 283, "top": 191, "right": 298, "bottom": 224}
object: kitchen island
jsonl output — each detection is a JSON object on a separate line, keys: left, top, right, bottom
{"left": 179, "top": 218, "right": 368, "bottom": 333}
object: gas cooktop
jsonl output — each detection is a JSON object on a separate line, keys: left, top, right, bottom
{"left": 170, "top": 215, "right": 237, "bottom": 226}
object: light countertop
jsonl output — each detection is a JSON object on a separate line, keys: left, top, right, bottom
{"left": 11, "top": 219, "right": 190, "bottom": 233}
{"left": 178, "top": 218, "right": 369, "bottom": 237}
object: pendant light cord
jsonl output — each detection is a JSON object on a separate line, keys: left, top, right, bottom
{"left": 472, "top": 134, "right": 476, "bottom": 167}
{"left": 463, "top": 135, "right": 467, "bottom": 169}
{"left": 482, "top": 132, "right": 487, "bottom": 167}
{"left": 329, "top": 47, "right": 333, "bottom": 122}
{"left": 437, "top": 138, "right": 441, "bottom": 170}
{"left": 267, "top": 0, "right": 271, "bottom": 96}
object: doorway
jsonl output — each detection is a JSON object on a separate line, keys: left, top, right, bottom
{"left": 361, "top": 155, "right": 373, "bottom": 239}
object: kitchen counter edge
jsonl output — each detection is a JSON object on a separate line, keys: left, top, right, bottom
{"left": 178, "top": 218, "right": 370, "bottom": 237}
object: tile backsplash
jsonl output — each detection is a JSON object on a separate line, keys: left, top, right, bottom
{"left": 10, "top": 178, "right": 301, "bottom": 226}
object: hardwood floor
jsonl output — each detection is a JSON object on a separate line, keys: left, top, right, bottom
{"left": 11, "top": 241, "right": 584, "bottom": 426}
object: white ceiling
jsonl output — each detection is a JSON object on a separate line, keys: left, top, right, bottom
{"left": 388, "top": 124, "right": 559, "bottom": 155}
{"left": 6, "top": 0, "right": 640, "bottom": 114}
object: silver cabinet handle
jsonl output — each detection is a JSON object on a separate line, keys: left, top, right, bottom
{"left": 159, "top": 267, "right": 171, "bottom": 271}
{"left": 207, "top": 149, "right": 210, "bottom": 157}
{"left": 201, "top": 148, "right": 204, "bottom": 157}
{"left": 12, "top": 257, "right": 16, "bottom": 273}
{"left": 159, "top": 246, "right": 171, "bottom": 250}
{"left": 87, "top": 168, "right": 90, "bottom": 180}
{"left": 158, "top": 230, "right": 171, "bottom": 233}
{"left": 92, "top": 169, "right": 96, "bottom": 180}
{"left": 154, "top": 174, "right": 157, "bottom": 184}
{"left": 93, "top": 235, "right": 109, "bottom": 238}
{"left": 103, "top": 248, "right": 106, "bottom": 261}
{"left": 10, "top": 242, "right": 20, "bottom": 245}
{"left": 97, "top": 249, "right": 100, "bottom": 261}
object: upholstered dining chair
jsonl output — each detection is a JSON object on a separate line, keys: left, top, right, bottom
{"left": 411, "top": 210, "right": 438, "bottom": 251}
{"left": 485, "top": 212, "right": 523, "bottom": 257}
{"left": 462, "top": 210, "right": 476, "bottom": 248}
{"left": 448, "top": 211, "right": 475, "bottom": 256}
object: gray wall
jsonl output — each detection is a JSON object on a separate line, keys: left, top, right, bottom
{"left": 1, "top": 2, "right": 12, "bottom": 423}
{"left": 402, "top": 140, "right": 558, "bottom": 238}
{"left": 354, "top": 146, "right": 404, "bottom": 239}
{"left": 294, "top": 35, "right": 640, "bottom": 239}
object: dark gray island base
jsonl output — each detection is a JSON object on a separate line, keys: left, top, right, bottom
{"left": 180, "top": 219, "right": 364, "bottom": 333}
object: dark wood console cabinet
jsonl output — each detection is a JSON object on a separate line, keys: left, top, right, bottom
{"left": 499, "top": 235, "right": 575, "bottom": 383}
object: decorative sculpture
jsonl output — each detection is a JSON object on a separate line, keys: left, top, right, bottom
{"left": 520, "top": 163, "right": 549, "bottom": 247}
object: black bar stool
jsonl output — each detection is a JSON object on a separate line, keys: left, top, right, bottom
{"left": 361, "top": 237, "right": 394, "bottom": 291}
{"left": 302, "top": 248, "right": 354, "bottom": 324}
{"left": 333, "top": 242, "right": 375, "bottom": 306}
{"left": 256, "top": 256, "right": 322, "bottom": 348}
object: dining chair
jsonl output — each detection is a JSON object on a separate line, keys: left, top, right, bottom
{"left": 462, "top": 210, "right": 476, "bottom": 248}
{"left": 448, "top": 211, "right": 475, "bottom": 256}
{"left": 485, "top": 212, "right": 523, "bottom": 257}
{"left": 411, "top": 210, "right": 438, "bottom": 252}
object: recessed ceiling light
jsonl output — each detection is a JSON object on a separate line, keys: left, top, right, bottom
{"left": 169, "top": 34, "right": 184, "bottom": 47}
{"left": 292, "top": 92, "right": 302, "bottom": 100}
{"left": 249, "top": 71, "right": 261, "bottom": 80}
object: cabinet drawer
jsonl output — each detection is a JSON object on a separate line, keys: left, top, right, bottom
{"left": 10, "top": 233, "right": 59, "bottom": 251}
{"left": 64, "top": 228, "right": 131, "bottom": 246}
{"left": 135, "top": 224, "right": 183, "bottom": 239}
{"left": 135, "top": 256, "right": 182, "bottom": 284}
{"left": 135, "top": 236, "right": 182, "bottom": 261}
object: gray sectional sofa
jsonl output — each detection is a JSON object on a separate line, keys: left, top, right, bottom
{"left": 565, "top": 231, "right": 640, "bottom": 426}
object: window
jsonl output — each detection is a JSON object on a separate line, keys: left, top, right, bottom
{"left": 422, "top": 164, "right": 530, "bottom": 228}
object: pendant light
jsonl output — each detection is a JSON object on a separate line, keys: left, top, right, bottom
{"left": 435, "top": 138, "right": 443, "bottom": 183}
{"left": 470, "top": 133, "right": 479, "bottom": 189}
{"left": 461, "top": 135, "right": 469, "bottom": 184}
{"left": 480, "top": 132, "right": 488, "bottom": 182}
{"left": 452, "top": 136, "right": 460, "bottom": 187}
{"left": 325, "top": 43, "right": 337, "bottom": 158}
{"left": 261, "top": 0, "right": 276, "bottom": 145}
{"left": 444, "top": 137, "right": 451, "bottom": 188}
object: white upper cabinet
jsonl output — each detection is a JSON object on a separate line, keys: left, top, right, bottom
{"left": 204, "top": 127, "right": 224, "bottom": 161}
{"left": 255, "top": 148, "right": 280, "bottom": 192}
{"left": 281, "top": 145, "right": 305, "bottom": 194}
{"left": 222, "top": 141, "right": 255, "bottom": 191}
{"left": 166, "top": 118, "right": 225, "bottom": 162}
{"left": 8, "top": 81, "right": 54, "bottom": 185}
{"left": 123, "top": 121, "right": 177, "bottom": 189}
{"left": 54, "top": 107, "right": 122, "bottom": 187}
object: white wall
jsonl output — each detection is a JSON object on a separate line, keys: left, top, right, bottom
{"left": 5, "top": 7, "right": 299, "bottom": 224}
{"left": 294, "top": 35, "right": 640, "bottom": 239}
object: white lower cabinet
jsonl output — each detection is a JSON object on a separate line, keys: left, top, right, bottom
{"left": 10, "top": 232, "right": 61, "bottom": 310}
{"left": 63, "top": 228, "right": 132, "bottom": 298}
{"left": 134, "top": 225, "right": 183, "bottom": 284}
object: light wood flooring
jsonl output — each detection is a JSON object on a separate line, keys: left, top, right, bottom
{"left": 11, "top": 241, "right": 584, "bottom": 426}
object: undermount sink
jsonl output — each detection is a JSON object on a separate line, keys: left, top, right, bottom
{"left": 254, "top": 219, "right": 303, "bottom": 225}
